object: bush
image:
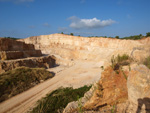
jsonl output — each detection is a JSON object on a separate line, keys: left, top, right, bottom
{"left": 115, "top": 36, "right": 119, "bottom": 39}
{"left": 70, "top": 33, "right": 74, "bottom": 36}
{"left": 0, "top": 67, "right": 53, "bottom": 102}
{"left": 4, "top": 37, "right": 20, "bottom": 40}
{"left": 143, "top": 56, "right": 150, "bottom": 69}
{"left": 122, "top": 34, "right": 143, "bottom": 40}
{"left": 111, "top": 54, "right": 130, "bottom": 70}
{"left": 146, "top": 32, "right": 150, "bottom": 37}
{"left": 31, "top": 85, "right": 91, "bottom": 113}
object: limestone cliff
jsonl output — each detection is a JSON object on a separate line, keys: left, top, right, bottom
{"left": 20, "top": 34, "right": 150, "bottom": 62}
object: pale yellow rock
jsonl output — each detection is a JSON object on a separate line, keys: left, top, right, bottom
{"left": 20, "top": 34, "right": 150, "bottom": 62}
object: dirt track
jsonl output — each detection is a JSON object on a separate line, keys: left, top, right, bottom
{"left": 0, "top": 60, "right": 103, "bottom": 113}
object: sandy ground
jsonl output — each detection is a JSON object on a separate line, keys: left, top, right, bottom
{"left": 0, "top": 60, "right": 103, "bottom": 113}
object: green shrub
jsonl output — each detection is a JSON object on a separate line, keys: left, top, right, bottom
{"left": 111, "top": 54, "right": 130, "bottom": 70}
{"left": 116, "top": 54, "right": 129, "bottom": 63}
{"left": 0, "top": 67, "right": 53, "bottom": 102}
{"left": 115, "top": 36, "right": 119, "bottom": 39}
{"left": 31, "top": 85, "right": 91, "bottom": 113}
{"left": 4, "top": 37, "right": 20, "bottom": 40}
{"left": 146, "top": 32, "right": 150, "bottom": 37}
{"left": 143, "top": 56, "right": 150, "bottom": 69}
{"left": 70, "top": 33, "right": 74, "bottom": 36}
{"left": 121, "top": 34, "right": 143, "bottom": 40}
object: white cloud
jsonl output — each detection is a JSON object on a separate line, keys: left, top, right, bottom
{"left": 68, "top": 16, "right": 116, "bottom": 29}
{"left": 0, "top": 0, "right": 34, "bottom": 3}
{"left": 43, "top": 23, "right": 50, "bottom": 27}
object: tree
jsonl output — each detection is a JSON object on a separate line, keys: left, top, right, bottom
{"left": 61, "top": 32, "right": 64, "bottom": 34}
{"left": 115, "top": 36, "right": 119, "bottom": 39}
{"left": 146, "top": 32, "right": 150, "bottom": 37}
{"left": 70, "top": 33, "right": 74, "bottom": 36}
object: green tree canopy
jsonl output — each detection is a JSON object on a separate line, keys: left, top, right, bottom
{"left": 70, "top": 33, "right": 74, "bottom": 36}
{"left": 146, "top": 32, "right": 150, "bottom": 37}
{"left": 115, "top": 36, "right": 119, "bottom": 39}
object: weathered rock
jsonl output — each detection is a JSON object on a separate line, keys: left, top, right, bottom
{"left": 127, "top": 64, "right": 150, "bottom": 112}
{"left": 0, "top": 38, "right": 35, "bottom": 51}
{"left": 0, "top": 50, "right": 42, "bottom": 60}
{"left": 83, "top": 66, "right": 128, "bottom": 110}
{"left": 20, "top": 34, "right": 150, "bottom": 61}
{"left": 0, "top": 38, "right": 42, "bottom": 60}
{"left": 0, "top": 55, "right": 56, "bottom": 74}
{"left": 63, "top": 83, "right": 97, "bottom": 113}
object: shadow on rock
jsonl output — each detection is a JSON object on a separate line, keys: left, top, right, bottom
{"left": 136, "top": 97, "right": 150, "bottom": 113}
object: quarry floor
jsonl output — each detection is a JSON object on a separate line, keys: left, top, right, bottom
{"left": 0, "top": 60, "right": 103, "bottom": 113}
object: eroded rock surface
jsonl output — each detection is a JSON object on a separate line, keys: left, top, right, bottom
{"left": 20, "top": 34, "right": 150, "bottom": 62}
{"left": 127, "top": 64, "right": 150, "bottom": 112}
{"left": 83, "top": 66, "right": 128, "bottom": 110}
{"left": 0, "top": 55, "right": 55, "bottom": 74}
{"left": 0, "top": 38, "right": 42, "bottom": 60}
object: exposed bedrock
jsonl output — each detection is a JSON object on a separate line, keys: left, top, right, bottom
{"left": 0, "top": 38, "right": 42, "bottom": 60}
{"left": 19, "top": 34, "right": 150, "bottom": 62}
{"left": 127, "top": 64, "right": 150, "bottom": 112}
{"left": 0, "top": 55, "right": 56, "bottom": 74}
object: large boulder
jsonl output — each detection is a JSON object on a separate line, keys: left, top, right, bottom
{"left": 127, "top": 64, "right": 150, "bottom": 112}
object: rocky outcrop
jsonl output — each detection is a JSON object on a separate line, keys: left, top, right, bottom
{"left": 83, "top": 66, "right": 128, "bottom": 110}
{"left": 0, "top": 55, "right": 56, "bottom": 74}
{"left": 63, "top": 66, "right": 129, "bottom": 113}
{"left": 0, "top": 38, "right": 35, "bottom": 51}
{"left": 0, "top": 50, "right": 42, "bottom": 60}
{"left": 127, "top": 64, "right": 150, "bottom": 112}
{"left": 63, "top": 64, "right": 150, "bottom": 113}
{"left": 19, "top": 34, "right": 150, "bottom": 62}
{"left": 0, "top": 38, "right": 42, "bottom": 60}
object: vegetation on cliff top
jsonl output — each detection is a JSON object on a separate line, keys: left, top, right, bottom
{"left": 31, "top": 85, "right": 91, "bottom": 113}
{"left": 3, "top": 37, "right": 20, "bottom": 40}
{"left": 60, "top": 32, "right": 150, "bottom": 40}
{"left": 0, "top": 67, "right": 53, "bottom": 102}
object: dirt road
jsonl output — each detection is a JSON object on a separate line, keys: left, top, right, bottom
{"left": 0, "top": 60, "right": 103, "bottom": 113}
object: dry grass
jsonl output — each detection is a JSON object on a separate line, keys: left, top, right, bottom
{"left": 111, "top": 54, "right": 130, "bottom": 70}
{"left": 0, "top": 67, "right": 53, "bottom": 102}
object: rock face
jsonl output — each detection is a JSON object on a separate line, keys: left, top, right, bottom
{"left": 127, "top": 64, "right": 150, "bottom": 112}
{"left": 19, "top": 34, "right": 150, "bottom": 62}
{"left": 0, "top": 38, "right": 42, "bottom": 60}
{"left": 63, "top": 66, "right": 129, "bottom": 113}
{"left": 83, "top": 66, "right": 128, "bottom": 110}
{"left": 63, "top": 64, "right": 150, "bottom": 113}
{"left": 0, "top": 55, "right": 56, "bottom": 74}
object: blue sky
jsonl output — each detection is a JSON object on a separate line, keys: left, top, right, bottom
{"left": 0, "top": 0, "right": 150, "bottom": 38}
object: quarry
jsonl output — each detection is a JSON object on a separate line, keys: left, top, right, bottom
{"left": 0, "top": 34, "right": 150, "bottom": 113}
